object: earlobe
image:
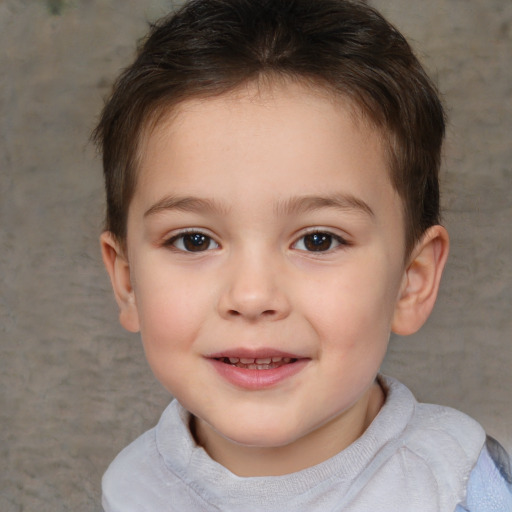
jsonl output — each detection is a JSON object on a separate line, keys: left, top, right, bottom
{"left": 100, "top": 232, "right": 140, "bottom": 333}
{"left": 392, "top": 225, "right": 449, "bottom": 336}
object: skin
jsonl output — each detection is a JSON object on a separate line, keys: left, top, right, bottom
{"left": 101, "top": 80, "right": 449, "bottom": 477}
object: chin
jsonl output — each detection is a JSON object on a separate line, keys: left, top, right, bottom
{"left": 217, "top": 419, "right": 307, "bottom": 449}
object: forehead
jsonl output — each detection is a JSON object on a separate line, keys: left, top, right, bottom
{"left": 141, "top": 82, "right": 383, "bottom": 171}
{"left": 133, "top": 80, "right": 402, "bottom": 227}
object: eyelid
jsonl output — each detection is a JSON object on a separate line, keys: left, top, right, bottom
{"left": 163, "top": 228, "right": 221, "bottom": 251}
{"left": 291, "top": 228, "right": 350, "bottom": 252}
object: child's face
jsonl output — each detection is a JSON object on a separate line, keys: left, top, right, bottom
{"left": 116, "top": 81, "right": 411, "bottom": 470}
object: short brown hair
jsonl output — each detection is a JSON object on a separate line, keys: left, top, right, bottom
{"left": 93, "top": 0, "right": 445, "bottom": 255}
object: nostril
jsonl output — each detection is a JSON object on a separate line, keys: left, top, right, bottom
{"left": 226, "top": 308, "right": 277, "bottom": 318}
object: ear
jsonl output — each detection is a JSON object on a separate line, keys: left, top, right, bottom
{"left": 392, "top": 225, "right": 449, "bottom": 336}
{"left": 100, "top": 231, "right": 140, "bottom": 333}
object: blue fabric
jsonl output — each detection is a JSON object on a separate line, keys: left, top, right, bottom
{"left": 455, "top": 437, "right": 512, "bottom": 512}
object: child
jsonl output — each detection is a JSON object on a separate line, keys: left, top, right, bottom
{"left": 94, "top": 0, "right": 511, "bottom": 510}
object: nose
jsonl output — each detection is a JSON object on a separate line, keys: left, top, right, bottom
{"left": 217, "top": 249, "right": 291, "bottom": 322}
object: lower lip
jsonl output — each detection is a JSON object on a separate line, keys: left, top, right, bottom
{"left": 209, "top": 358, "right": 309, "bottom": 390}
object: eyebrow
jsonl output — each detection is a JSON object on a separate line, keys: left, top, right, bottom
{"left": 275, "top": 194, "right": 375, "bottom": 218}
{"left": 144, "top": 195, "right": 230, "bottom": 217}
{"left": 144, "top": 192, "right": 374, "bottom": 218}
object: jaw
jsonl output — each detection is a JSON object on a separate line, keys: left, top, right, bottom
{"left": 192, "top": 380, "right": 385, "bottom": 477}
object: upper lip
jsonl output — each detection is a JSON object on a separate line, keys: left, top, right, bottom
{"left": 206, "top": 348, "right": 306, "bottom": 360}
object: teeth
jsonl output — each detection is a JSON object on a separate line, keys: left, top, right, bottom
{"left": 219, "top": 356, "right": 297, "bottom": 369}
{"left": 239, "top": 357, "right": 283, "bottom": 364}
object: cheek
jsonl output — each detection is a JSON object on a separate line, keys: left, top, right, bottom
{"left": 299, "top": 258, "right": 401, "bottom": 348}
{"left": 133, "top": 268, "right": 212, "bottom": 354}
{"left": 132, "top": 272, "right": 213, "bottom": 395}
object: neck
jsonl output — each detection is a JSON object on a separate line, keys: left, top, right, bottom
{"left": 193, "top": 380, "right": 385, "bottom": 477}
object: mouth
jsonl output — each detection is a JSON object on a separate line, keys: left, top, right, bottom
{"left": 208, "top": 351, "right": 308, "bottom": 389}
{"left": 214, "top": 356, "right": 297, "bottom": 370}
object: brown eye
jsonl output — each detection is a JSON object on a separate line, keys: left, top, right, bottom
{"left": 303, "top": 233, "right": 332, "bottom": 251}
{"left": 169, "top": 232, "right": 219, "bottom": 252}
{"left": 293, "top": 232, "right": 346, "bottom": 252}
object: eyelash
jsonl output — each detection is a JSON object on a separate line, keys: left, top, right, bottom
{"left": 164, "top": 230, "right": 219, "bottom": 253}
{"left": 292, "top": 230, "right": 349, "bottom": 253}
{"left": 164, "top": 229, "right": 348, "bottom": 254}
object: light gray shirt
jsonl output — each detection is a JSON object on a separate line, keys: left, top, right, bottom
{"left": 102, "top": 376, "right": 511, "bottom": 511}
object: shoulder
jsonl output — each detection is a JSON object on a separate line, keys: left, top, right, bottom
{"left": 457, "top": 436, "right": 512, "bottom": 512}
{"left": 405, "top": 400, "right": 486, "bottom": 463}
{"left": 376, "top": 377, "right": 488, "bottom": 509}
{"left": 381, "top": 376, "right": 512, "bottom": 510}
{"left": 380, "top": 376, "right": 486, "bottom": 468}
{"left": 101, "top": 401, "right": 188, "bottom": 512}
{"left": 102, "top": 427, "right": 162, "bottom": 511}
{"left": 404, "top": 401, "right": 486, "bottom": 503}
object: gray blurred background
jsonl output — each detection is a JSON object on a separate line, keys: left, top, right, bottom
{"left": 1, "top": 0, "right": 510, "bottom": 510}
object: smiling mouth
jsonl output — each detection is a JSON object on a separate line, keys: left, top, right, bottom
{"left": 215, "top": 356, "right": 297, "bottom": 370}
